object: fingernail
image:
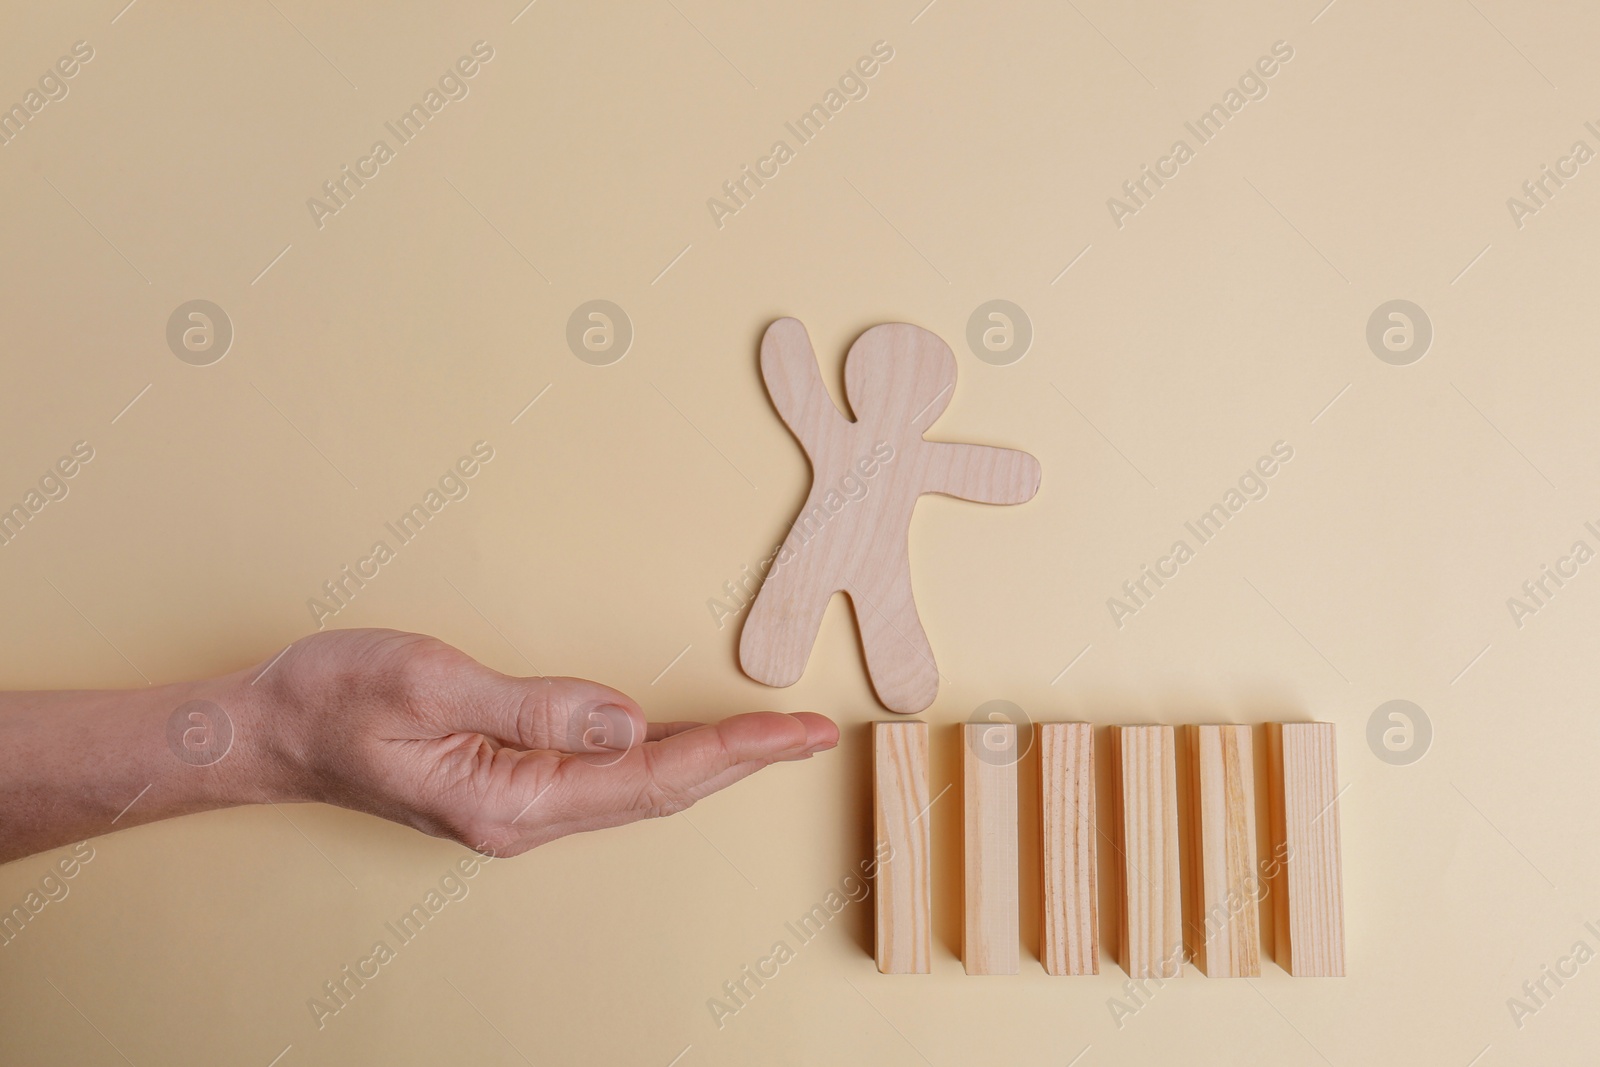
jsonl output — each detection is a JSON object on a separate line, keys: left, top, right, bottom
{"left": 578, "top": 704, "right": 637, "bottom": 751}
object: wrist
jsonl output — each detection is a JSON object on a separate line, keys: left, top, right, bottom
{"left": 189, "top": 657, "right": 309, "bottom": 807}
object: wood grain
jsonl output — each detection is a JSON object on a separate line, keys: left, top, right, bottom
{"left": 1186, "top": 724, "right": 1260, "bottom": 977}
{"left": 1267, "top": 722, "right": 1346, "bottom": 977}
{"left": 1110, "top": 725, "right": 1183, "bottom": 979}
{"left": 1039, "top": 723, "right": 1098, "bottom": 975}
{"left": 874, "top": 721, "right": 931, "bottom": 973}
{"left": 739, "top": 318, "right": 1041, "bottom": 713}
{"left": 962, "top": 723, "right": 1019, "bottom": 974}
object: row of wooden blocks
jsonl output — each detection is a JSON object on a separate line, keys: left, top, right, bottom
{"left": 873, "top": 722, "right": 1345, "bottom": 978}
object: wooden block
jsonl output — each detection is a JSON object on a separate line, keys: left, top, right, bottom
{"left": 962, "top": 723, "right": 1019, "bottom": 974}
{"left": 1186, "top": 724, "right": 1261, "bottom": 977}
{"left": 1267, "top": 722, "right": 1346, "bottom": 977}
{"left": 874, "top": 722, "right": 931, "bottom": 974}
{"left": 739, "top": 319, "right": 1041, "bottom": 714}
{"left": 1039, "top": 723, "right": 1098, "bottom": 975}
{"left": 1110, "top": 725, "right": 1183, "bottom": 979}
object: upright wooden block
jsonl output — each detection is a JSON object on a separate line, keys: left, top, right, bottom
{"left": 1267, "top": 722, "right": 1346, "bottom": 977}
{"left": 1187, "top": 724, "right": 1261, "bottom": 977}
{"left": 874, "top": 722, "right": 931, "bottom": 973}
{"left": 962, "top": 723, "right": 1019, "bottom": 974}
{"left": 1039, "top": 723, "right": 1098, "bottom": 975}
{"left": 1110, "top": 725, "right": 1183, "bottom": 979}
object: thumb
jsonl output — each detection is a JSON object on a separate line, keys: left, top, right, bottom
{"left": 445, "top": 673, "right": 649, "bottom": 754}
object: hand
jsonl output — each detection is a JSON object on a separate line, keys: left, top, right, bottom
{"left": 0, "top": 628, "right": 838, "bottom": 864}
{"left": 250, "top": 629, "right": 838, "bottom": 856}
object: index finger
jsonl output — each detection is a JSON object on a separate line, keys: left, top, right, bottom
{"left": 644, "top": 720, "right": 709, "bottom": 742}
{"left": 521, "top": 711, "right": 838, "bottom": 839}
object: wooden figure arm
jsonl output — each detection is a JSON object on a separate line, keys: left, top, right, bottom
{"left": 921, "top": 441, "right": 1041, "bottom": 504}
{"left": 760, "top": 318, "right": 846, "bottom": 452}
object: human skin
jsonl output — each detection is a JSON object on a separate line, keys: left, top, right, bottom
{"left": 0, "top": 628, "right": 839, "bottom": 865}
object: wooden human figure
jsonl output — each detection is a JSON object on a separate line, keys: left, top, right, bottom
{"left": 739, "top": 318, "right": 1041, "bottom": 713}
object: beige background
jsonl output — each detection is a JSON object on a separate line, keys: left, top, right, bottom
{"left": 2, "top": 0, "right": 1597, "bottom": 1063}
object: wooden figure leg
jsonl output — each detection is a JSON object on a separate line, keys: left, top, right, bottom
{"left": 875, "top": 722, "right": 931, "bottom": 973}
{"left": 1187, "top": 725, "right": 1261, "bottom": 977}
{"left": 962, "top": 723, "right": 1019, "bottom": 974}
{"left": 738, "top": 557, "right": 833, "bottom": 689}
{"left": 1040, "top": 723, "right": 1098, "bottom": 975}
{"left": 1111, "top": 725, "right": 1183, "bottom": 979}
{"left": 847, "top": 561, "right": 939, "bottom": 715}
{"left": 1267, "top": 722, "right": 1345, "bottom": 977}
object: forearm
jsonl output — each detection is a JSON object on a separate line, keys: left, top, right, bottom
{"left": 0, "top": 664, "right": 289, "bottom": 865}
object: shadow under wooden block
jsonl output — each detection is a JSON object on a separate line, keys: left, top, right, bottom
{"left": 874, "top": 722, "right": 931, "bottom": 974}
{"left": 1186, "top": 724, "right": 1261, "bottom": 977}
{"left": 1267, "top": 722, "right": 1346, "bottom": 977}
{"left": 1039, "top": 723, "right": 1098, "bottom": 975}
{"left": 1110, "top": 725, "right": 1183, "bottom": 979}
{"left": 962, "top": 723, "right": 1019, "bottom": 975}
